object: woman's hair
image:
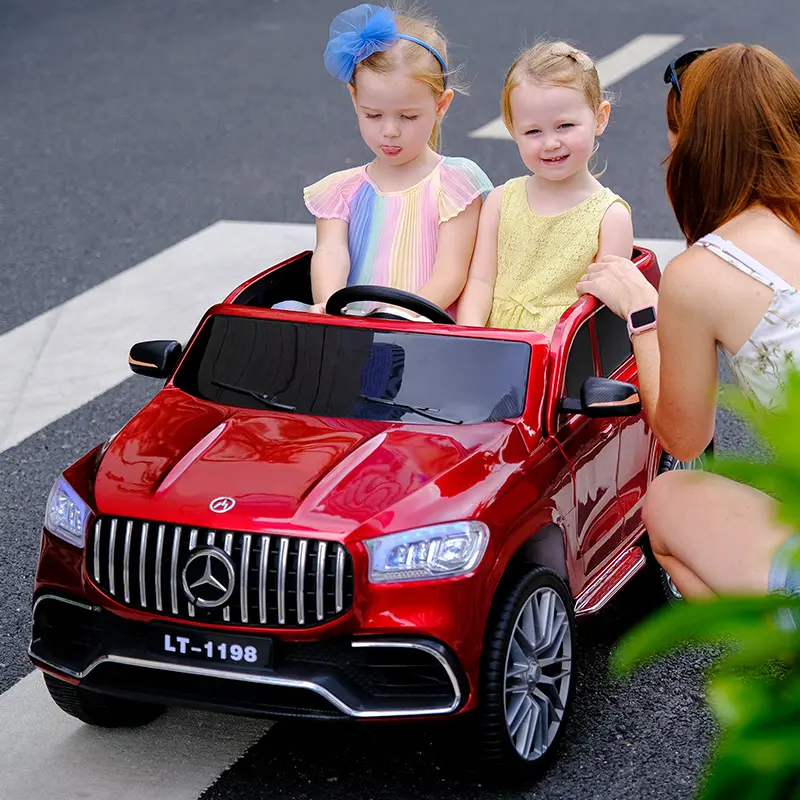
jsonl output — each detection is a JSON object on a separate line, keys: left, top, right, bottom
{"left": 352, "top": 5, "right": 457, "bottom": 150}
{"left": 501, "top": 41, "right": 603, "bottom": 132}
{"left": 666, "top": 44, "right": 800, "bottom": 244}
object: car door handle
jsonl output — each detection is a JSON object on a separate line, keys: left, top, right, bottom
{"left": 599, "top": 423, "right": 615, "bottom": 440}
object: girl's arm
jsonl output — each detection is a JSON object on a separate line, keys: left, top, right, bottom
{"left": 456, "top": 187, "right": 504, "bottom": 326}
{"left": 310, "top": 218, "right": 350, "bottom": 310}
{"left": 415, "top": 196, "right": 483, "bottom": 310}
{"left": 596, "top": 201, "right": 634, "bottom": 259}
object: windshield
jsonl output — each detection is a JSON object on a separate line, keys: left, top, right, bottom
{"left": 174, "top": 316, "right": 530, "bottom": 425}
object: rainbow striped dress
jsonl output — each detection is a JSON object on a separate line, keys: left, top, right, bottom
{"left": 303, "top": 156, "right": 493, "bottom": 294}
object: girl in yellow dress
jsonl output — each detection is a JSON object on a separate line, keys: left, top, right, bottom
{"left": 457, "top": 42, "right": 633, "bottom": 333}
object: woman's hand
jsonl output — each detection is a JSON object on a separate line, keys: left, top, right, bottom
{"left": 576, "top": 255, "right": 659, "bottom": 319}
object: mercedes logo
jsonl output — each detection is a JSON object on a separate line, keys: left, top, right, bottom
{"left": 181, "top": 548, "right": 236, "bottom": 608}
{"left": 209, "top": 496, "right": 236, "bottom": 513}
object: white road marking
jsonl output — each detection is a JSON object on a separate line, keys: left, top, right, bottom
{"left": 637, "top": 237, "right": 686, "bottom": 269}
{"left": 0, "top": 223, "right": 682, "bottom": 457}
{"left": 0, "top": 672, "right": 270, "bottom": 800}
{"left": 0, "top": 221, "right": 316, "bottom": 455}
{"left": 469, "top": 34, "right": 685, "bottom": 140}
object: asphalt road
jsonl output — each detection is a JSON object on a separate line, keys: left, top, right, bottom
{"left": 1, "top": 0, "right": 796, "bottom": 797}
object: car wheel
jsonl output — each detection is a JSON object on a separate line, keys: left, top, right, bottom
{"left": 44, "top": 673, "right": 165, "bottom": 727}
{"left": 478, "top": 566, "right": 576, "bottom": 779}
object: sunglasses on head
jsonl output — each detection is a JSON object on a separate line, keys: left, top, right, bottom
{"left": 663, "top": 48, "right": 716, "bottom": 97}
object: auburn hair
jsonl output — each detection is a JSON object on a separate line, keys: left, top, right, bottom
{"left": 666, "top": 44, "right": 800, "bottom": 244}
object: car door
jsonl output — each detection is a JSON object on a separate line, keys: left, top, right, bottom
{"left": 552, "top": 312, "right": 626, "bottom": 593}
{"left": 594, "top": 305, "right": 653, "bottom": 544}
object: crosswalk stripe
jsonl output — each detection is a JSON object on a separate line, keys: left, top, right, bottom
{"left": 0, "top": 672, "right": 270, "bottom": 800}
{"left": 0, "top": 221, "right": 316, "bottom": 455}
{"left": 469, "top": 34, "right": 685, "bottom": 140}
{"left": 637, "top": 237, "right": 686, "bottom": 269}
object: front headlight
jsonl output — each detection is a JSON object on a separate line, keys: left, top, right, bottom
{"left": 365, "top": 521, "right": 489, "bottom": 584}
{"left": 44, "top": 476, "right": 91, "bottom": 548}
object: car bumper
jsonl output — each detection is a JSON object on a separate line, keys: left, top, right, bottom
{"left": 29, "top": 593, "right": 468, "bottom": 720}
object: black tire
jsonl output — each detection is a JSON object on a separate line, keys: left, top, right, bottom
{"left": 639, "top": 533, "right": 684, "bottom": 606}
{"left": 44, "top": 673, "right": 165, "bottom": 728}
{"left": 478, "top": 566, "right": 576, "bottom": 780}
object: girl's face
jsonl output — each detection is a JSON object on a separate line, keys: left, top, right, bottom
{"left": 509, "top": 82, "right": 610, "bottom": 181}
{"left": 349, "top": 66, "right": 453, "bottom": 167}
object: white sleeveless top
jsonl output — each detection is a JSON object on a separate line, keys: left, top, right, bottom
{"left": 695, "top": 233, "right": 800, "bottom": 410}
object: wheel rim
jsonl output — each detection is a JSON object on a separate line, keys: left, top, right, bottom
{"left": 663, "top": 570, "right": 683, "bottom": 600}
{"left": 503, "top": 586, "right": 572, "bottom": 761}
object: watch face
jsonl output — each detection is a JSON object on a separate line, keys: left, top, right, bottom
{"left": 630, "top": 307, "right": 656, "bottom": 328}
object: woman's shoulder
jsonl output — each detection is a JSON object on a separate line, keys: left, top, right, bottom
{"left": 659, "top": 245, "right": 723, "bottom": 311}
{"left": 303, "top": 165, "right": 367, "bottom": 222}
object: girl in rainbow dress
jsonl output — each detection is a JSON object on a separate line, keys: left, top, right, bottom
{"left": 278, "top": 4, "right": 492, "bottom": 315}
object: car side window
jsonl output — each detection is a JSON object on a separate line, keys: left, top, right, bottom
{"left": 595, "top": 306, "right": 633, "bottom": 377}
{"left": 564, "top": 322, "right": 595, "bottom": 401}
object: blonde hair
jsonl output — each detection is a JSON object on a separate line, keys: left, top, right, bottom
{"left": 351, "top": 4, "right": 458, "bottom": 150}
{"left": 501, "top": 41, "right": 603, "bottom": 133}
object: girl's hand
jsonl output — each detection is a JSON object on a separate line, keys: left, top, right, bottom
{"left": 309, "top": 302, "right": 327, "bottom": 314}
{"left": 576, "top": 255, "right": 659, "bottom": 319}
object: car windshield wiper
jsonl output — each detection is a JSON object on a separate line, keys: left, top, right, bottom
{"left": 212, "top": 380, "right": 296, "bottom": 412}
{"left": 359, "top": 394, "right": 463, "bottom": 425}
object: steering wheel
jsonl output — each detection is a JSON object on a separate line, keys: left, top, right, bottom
{"left": 325, "top": 286, "right": 456, "bottom": 325}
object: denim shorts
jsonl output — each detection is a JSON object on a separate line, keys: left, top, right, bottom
{"left": 768, "top": 533, "right": 800, "bottom": 630}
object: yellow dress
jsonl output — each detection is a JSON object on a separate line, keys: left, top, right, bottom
{"left": 488, "top": 177, "right": 630, "bottom": 332}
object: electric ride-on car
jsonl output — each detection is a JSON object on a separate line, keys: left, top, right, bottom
{"left": 30, "top": 247, "right": 679, "bottom": 778}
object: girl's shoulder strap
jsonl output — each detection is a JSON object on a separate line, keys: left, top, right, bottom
{"left": 587, "top": 186, "right": 631, "bottom": 216}
{"left": 602, "top": 187, "right": 631, "bottom": 214}
{"left": 498, "top": 176, "right": 528, "bottom": 215}
{"left": 695, "top": 233, "right": 793, "bottom": 291}
{"left": 303, "top": 166, "right": 367, "bottom": 222}
{"left": 438, "top": 156, "right": 494, "bottom": 223}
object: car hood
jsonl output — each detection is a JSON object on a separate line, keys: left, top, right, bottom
{"left": 94, "top": 389, "right": 517, "bottom": 535}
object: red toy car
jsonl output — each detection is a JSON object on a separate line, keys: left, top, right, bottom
{"left": 30, "top": 248, "right": 677, "bottom": 777}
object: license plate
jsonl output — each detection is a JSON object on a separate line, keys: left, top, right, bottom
{"left": 149, "top": 625, "right": 272, "bottom": 668}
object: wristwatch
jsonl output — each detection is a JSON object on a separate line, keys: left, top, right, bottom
{"left": 626, "top": 305, "right": 657, "bottom": 339}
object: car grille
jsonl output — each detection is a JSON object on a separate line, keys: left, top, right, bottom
{"left": 87, "top": 517, "right": 354, "bottom": 628}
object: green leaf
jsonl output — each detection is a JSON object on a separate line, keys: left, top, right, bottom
{"left": 706, "top": 455, "right": 795, "bottom": 502}
{"left": 707, "top": 672, "right": 800, "bottom": 729}
{"left": 711, "top": 629, "right": 800, "bottom": 674}
{"left": 701, "top": 745, "right": 800, "bottom": 800}
{"left": 611, "top": 595, "right": 800, "bottom": 677}
{"left": 718, "top": 374, "right": 800, "bottom": 468}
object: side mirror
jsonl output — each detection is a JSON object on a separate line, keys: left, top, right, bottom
{"left": 560, "top": 376, "right": 641, "bottom": 418}
{"left": 128, "top": 340, "right": 183, "bottom": 379}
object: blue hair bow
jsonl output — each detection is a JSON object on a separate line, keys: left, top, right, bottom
{"left": 323, "top": 4, "right": 448, "bottom": 85}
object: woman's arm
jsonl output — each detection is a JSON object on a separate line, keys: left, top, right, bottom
{"left": 577, "top": 249, "right": 718, "bottom": 460}
{"left": 310, "top": 217, "right": 350, "bottom": 309}
{"left": 456, "top": 187, "right": 503, "bottom": 326}
{"left": 415, "top": 196, "right": 483, "bottom": 310}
